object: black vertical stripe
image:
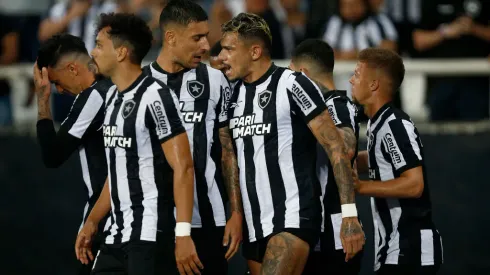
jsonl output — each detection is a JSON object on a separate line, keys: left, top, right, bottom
{"left": 167, "top": 72, "right": 184, "bottom": 101}
{"left": 109, "top": 94, "right": 124, "bottom": 244}
{"left": 126, "top": 78, "right": 152, "bottom": 240}
{"left": 433, "top": 229, "right": 443, "bottom": 265}
{"left": 243, "top": 85, "right": 263, "bottom": 239}
{"left": 263, "top": 68, "right": 286, "bottom": 231}
{"left": 106, "top": 89, "right": 117, "bottom": 109}
{"left": 193, "top": 64, "right": 215, "bottom": 228}
{"left": 376, "top": 198, "right": 394, "bottom": 264}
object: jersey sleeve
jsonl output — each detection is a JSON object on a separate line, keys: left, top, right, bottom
{"left": 37, "top": 88, "right": 104, "bottom": 168}
{"left": 145, "top": 86, "right": 186, "bottom": 144}
{"left": 287, "top": 73, "right": 328, "bottom": 123}
{"left": 217, "top": 73, "right": 232, "bottom": 128}
{"left": 382, "top": 119, "right": 423, "bottom": 174}
{"left": 326, "top": 97, "right": 357, "bottom": 131}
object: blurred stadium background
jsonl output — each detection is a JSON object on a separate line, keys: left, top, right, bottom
{"left": 0, "top": 0, "right": 489, "bottom": 274}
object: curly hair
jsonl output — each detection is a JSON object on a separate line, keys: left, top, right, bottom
{"left": 221, "top": 13, "right": 272, "bottom": 56}
{"left": 96, "top": 13, "right": 153, "bottom": 64}
{"left": 37, "top": 34, "right": 88, "bottom": 70}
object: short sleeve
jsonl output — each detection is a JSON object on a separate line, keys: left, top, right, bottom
{"left": 59, "top": 88, "right": 105, "bottom": 139}
{"left": 325, "top": 96, "right": 357, "bottom": 131}
{"left": 217, "top": 73, "right": 232, "bottom": 128}
{"left": 287, "top": 73, "right": 327, "bottom": 123}
{"left": 145, "top": 86, "right": 185, "bottom": 143}
{"left": 381, "top": 119, "right": 423, "bottom": 174}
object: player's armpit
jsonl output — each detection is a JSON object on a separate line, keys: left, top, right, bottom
{"left": 162, "top": 132, "right": 194, "bottom": 223}
{"left": 218, "top": 126, "right": 242, "bottom": 214}
{"left": 357, "top": 166, "right": 424, "bottom": 198}
{"left": 308, "top": 109, "right": 355, "bottom": 205}
{"left": 261, "top": 232, "right": 309, "bottom": 275}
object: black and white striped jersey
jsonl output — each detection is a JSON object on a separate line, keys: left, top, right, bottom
{"left": 323, "top": 13, "right": 398, "bottom": 51}
{"left": 37, "top": 79, "right": 111, "bottom": 232}
{"left": 227, "top": 64, "right": 325, "bottom": 242}
{"left": 143, "top": 62, "right": 231, "bottom": 228}
{"left": 103, "top": 73, "right": 185, "bottom": 244}
{"left": 316, "top": 90, "right": 359, "bottom": 251}
{"left": 366, "top": 103, "right": 443, "bottom": 270}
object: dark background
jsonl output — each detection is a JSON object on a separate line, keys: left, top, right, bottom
{"left": 1, "top": 131, "right": 490, "bottom": 275}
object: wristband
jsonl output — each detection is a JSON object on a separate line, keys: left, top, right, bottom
{"left": 341, "top": 204, "right": 358, "bottom": 218}
{"left": 175, "top": 222, "right": 191, "bottom": 237}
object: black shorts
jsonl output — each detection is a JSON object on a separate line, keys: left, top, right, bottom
{"left": 302, "top": 232, "right": 363, "bottom": 275}
{"left": 191, "top": 226, "right": 227, "bottom": 275}
{"left": 376, "top": 264, "right": 440, "bottom": 275}
{"left": 91, "top": 232, "right": 177, "bottom": 275}
{"left": 242, "top": 228, "right": 320, "bottom": 263}
{"left": 78, "top": 232, "right": 105, "bottom": 275}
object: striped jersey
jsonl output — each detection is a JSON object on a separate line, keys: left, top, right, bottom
{"left": 323, "top": 13, "right": 398, "bottom": 51}
{"left": 366, "top": 103, "right": 443, "bottom": 270}
{"left": 37, "top": 79, "right": 110, "bottom": 231}
{"left": 143, "top": 62, "right": 231, "bottom": 228}
{"left": 316, "top": 90, "right": 359, "bottom": 251}
{"left": 227, "top": 64, "right": 325, "bottom": 242}
{"left": 103, "top": 73, "right": 185, "bottom": 244}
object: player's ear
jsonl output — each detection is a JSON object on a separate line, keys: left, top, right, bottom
{"left": 117, "top": 46, "right": 129, "bottom": 62}
{"left": 165, "top": 30, "right": 176, "bottom": 47}
{"left": 250, "top": 44, "right": 262, "bottom": 61}
{"left": 68, "top": 63, "right": 78, "bottom": 76}
{"left": 370, "top": 78, "right": 379, "bottom": 92}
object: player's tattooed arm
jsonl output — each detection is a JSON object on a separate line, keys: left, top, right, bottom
{"left": 33, "top": 64, "right": 53, "bottom": 120}
{"left": 219, "top": 127, "right": 243, "bottom": 214}
{"left": 308, "top": 111, "right": 355, "bottom": 205}
{"left": 338, "top": 127, "right": 357, "bottom": 160}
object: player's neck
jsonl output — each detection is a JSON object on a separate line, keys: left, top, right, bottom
{"left": 315, "top": 76, "right": 336, "bottom": 92}
{"left": 156, "top": 49, "right": 185, "bottom": 73}
{"left": 365, "top": 97, "right": 391, "bottom": 119}
{"left": 244, "top": 58, "right": 272, "bottom": 84}
{"left": 79, "top": 69, "right": 96, "bottom": 92}
{"left": 111, "top": 64, "right": 143, "bottom": 92}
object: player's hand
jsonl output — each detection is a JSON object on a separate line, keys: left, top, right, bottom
{"left": 175, "top": 236, "right": 203, "bottom": 275}
{"left": 33, "top": 62, "right": 51, "bottom": 100}
{"left": 223, "top": 212, "right": 242, "bottom": 260}
{"left": 340, "top": 217, "right": 365, "bottom": 262}
{"left": 67, "top": 0, "right": 90, "bottom": 19}
{"left": 75, "top": 220, "right": 98, "bottom": 265}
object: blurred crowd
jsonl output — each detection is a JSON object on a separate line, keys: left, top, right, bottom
{"left": 0, "top": 0, "right": 489, "bottom": 127}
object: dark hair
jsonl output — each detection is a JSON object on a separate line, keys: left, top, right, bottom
{"left": 210, "top": 40, "right": 222, "bottom": 57}
{"left": 159, "top": 0, "right": 208, "bottom": 31}
{"left": 96, "top": 13, "right": 153, "bottom": 64}
{"left": 292, "top": 39, "right": 335, "bottom": 74}
{"left": 358, "top": 48, "right": 405, "bottom": 91}
{"left": 221, "top": 13, "right": 272, "bottom": 56}
{"left": 37, "top": 34, "right": 88, "bottom": 69}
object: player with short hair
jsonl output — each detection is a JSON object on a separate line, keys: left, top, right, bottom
{"left": 142, "top": 1, "right": 243, "bottom": 273}
{"left": 34, "top": 33, "right": 111, "bottom": 275}
{"left": 351, "top": 48, "right": 443, "bottom": 275}
{"left": 290, "top": 38, "right": 363, "bottom": 275}
{"left": 219, "top": 13, "right": 365, "bottom": 275}
{"left": 77, "top": 13, "right": 201, "bottom": 275}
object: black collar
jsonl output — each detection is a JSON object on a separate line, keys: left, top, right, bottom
{"left": 243, "top": 63, "right": 277, "bottom": 87}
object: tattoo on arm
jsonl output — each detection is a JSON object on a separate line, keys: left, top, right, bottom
{"left": 338, "top": 127, "right": 357, "bottom": 159}
{"left": 37, "top": 90, "right": 52, "bottom": 120}
{"left": 219, "top": 127, "right": 243, "bottom": 214}
{"left": 309, "top": 111, "right": 355, "bottom": 204}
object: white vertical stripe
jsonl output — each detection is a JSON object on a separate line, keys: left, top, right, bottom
{"left": 150, "top": 64, "right": 169, "bottom": 85}
{"left": 277, "top": 73, "right": 300, "bottom": 229}
{"left": 391, "top": 0, "right": 404, "bottom": 22}
{"left": 376, "top": 128, "right": 395, "bottom": 181}
{"left": 402, "top": 120, "right": 422, "bottom": 160}
{"left": 377, "top": 14, "right": 398, "bottom": 41}
{"left": 330, "top": 213, "right": 343, "bottom": 250}
{"left": 137, "top": 91, "right": 159, "bottom": 242}
{"left": 385, "top": 200, "right": 402, "bottom": 265}
{"left": 68, "top": 90, "right": 104, "bottom": 138}
{"left": 347, "top": 102, "right": 357, "bottom": 130}
{"left": 381, "top": 120, "right": 407, "bottom": 170}
{"left": 355, "top": 24, "right": 370, "bottom": 50}
{"left": 323, "top": 15, "right": 343, "bottom": 48}
{"left": 367, "top": 18, "right": 383, "bottom": 46}
{"left": 421, "top": 229, "right": 435, "bottom": 266}
{"left": 340, "top": 24, "right": 355, "bottom": 51}
{"left": 408, "top": 0, "right": 421, "bottom": 24}
{"left": 253, "top": 78, "right": 274, "bottom": 237}
{"left": 234, "top": 85, "right": 257, "bottom": 241}
{"left": 372, "top": 197, "right": 386, "bottom": 271}
{"left": 316, "top": 146, "right": 328, "bottom": 233}
{"left": 78, "top": 147, "right": 94, "bottom": 232}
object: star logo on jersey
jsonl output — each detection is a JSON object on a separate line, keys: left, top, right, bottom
{"left": 186, "top": 80, "right": 204, "bottom": 98}
{"left": 258, "top": 90, "right": 272, "bottom": 109}
{"left": 122, "top": 100, "right": 136, "bottom": 119}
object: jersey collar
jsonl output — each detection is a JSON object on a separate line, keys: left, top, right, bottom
{"left": 243, "top": 63, "right": 277, "bottom": 87}
{"left": 370, "top": 102, "right": 392, "bottom": 123}
{"left": 323, "top": 89, "right": 347, "bottom": 101}
{"left": 119, "top": 72, "right": 146, "bottom": 95}
{"left": 151, "top": 61, "right": 191, "bottom": 76}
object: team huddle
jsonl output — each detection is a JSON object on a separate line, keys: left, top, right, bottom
{"left": 33, "top": 0, "right": 443, "bottom": 275}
